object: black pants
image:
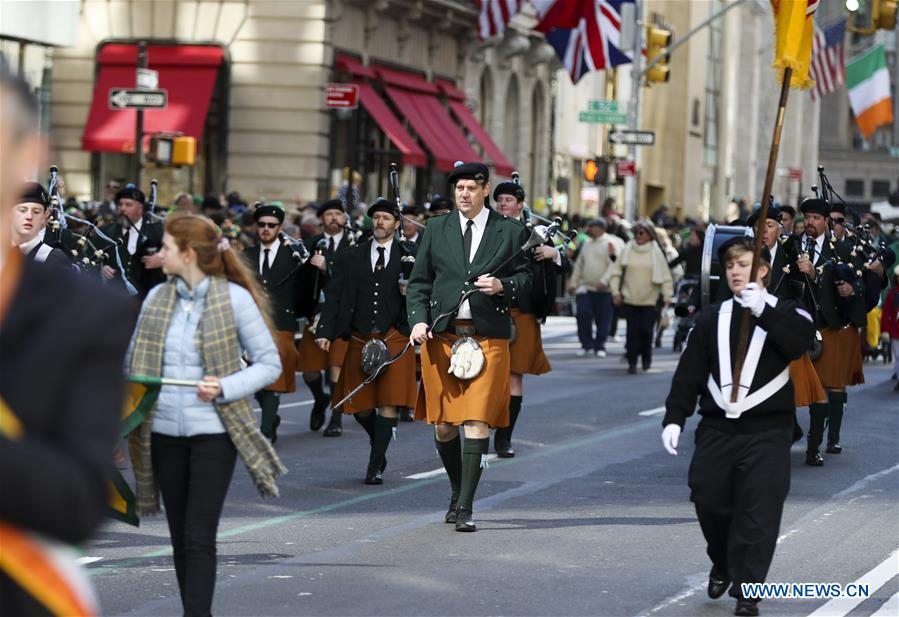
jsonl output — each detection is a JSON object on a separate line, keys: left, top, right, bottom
{"left": 623, "top": 304, "right": 657, "bottom": 367}
{"left": 151, "top": 433, "right": 237, "bottom": 617}
{"left": 688, "top": 425, "right": 792, "bottom": 595}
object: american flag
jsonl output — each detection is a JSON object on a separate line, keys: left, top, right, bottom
{"left": 476, "top": 0, "right": 523, "bottom": 40}
{"left": 808, "top": 17, "right": 847, "bottom": 102}
{"left": 534, "top": 1, "right": 633, "bottom": 83}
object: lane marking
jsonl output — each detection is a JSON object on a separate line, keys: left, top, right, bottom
{"left": 808, "top": 549, "right": 899, "bottom": 617}
{"left": 638, "top": 407, "right": 666, "bottom": 416}
{"left": 405, "top": 454, "right": 499, "bottom": 479}
{"left": 871, "top": 591, "right": 899, "bottom": 617}
{"left": 76, "top": 556, "right": 103, "bottom": 565}
{"left": 252, "top": 399, "right": 313, "bottom": 413}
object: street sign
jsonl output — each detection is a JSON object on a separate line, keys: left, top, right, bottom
{"left": 136, "top": 68, "right": 158, "bottom": 90}
{"left": 609, "top": 130, "right": 656, "bottom": 146}
{"left": 325, "top": 83, "right": 359, "bottom": 109}
{"left": 587, "top": 100, "right": 623, "bottom": 113}
{"left": 579, "top": 111, "right": 628, "bottom": 124}
{"left": 108, "top": 88, "right": 167, "bottom": 110}
{"left": 616, "top": 160, "right": 637, "bottom": 177}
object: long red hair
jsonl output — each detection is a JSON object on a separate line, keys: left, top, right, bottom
{"left": 164, "top": 213, "right": 274, "bottom": 334}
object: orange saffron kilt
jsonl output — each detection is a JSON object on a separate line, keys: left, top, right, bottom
{"left": 265, "top": 330, "right": 299, "bottom": 393}
{"left": 414, "top": 322, "right": 511, "bottom": 428}
{"left": 332, "top": 329, "right": 417, "bottom": 414}
{"left": 813, "top": 326, "right": 865, "bottom": 390}
{"left": 789, "top": 353, "right": 827, "bottom": 407}
{"left": 297, "top": 325, "right": 348, "bottom": 372}
{"left": 509, "top": 309, "right": 551, "bottom": 375}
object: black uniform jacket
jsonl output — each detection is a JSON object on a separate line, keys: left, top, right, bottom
{"left": 663, "top": 296, "right": 815, "bottom": 433}
{"left": 316, "top": 239, "right": 414, "bottom": 341}
{"left": 515, "top": 233, "right": 570, "bottom": 321}
{"left": 406, "top": 207, "right": 532, "bottom": 339}
{"left": 25, "top": 242, "right": 72, "bottom": 269}
{"left": 100, "top": 218, "right": 166, "bottom": 298}
{"left": 298, "top": 232, "right": 353, "bottom": 320}
{"left": 0, "top": 259, "right": 135, "bottom": 612}
{"left": 789, "top": 234, "right": 866, "bottom": 329}
{"left": 244, "top": 242, "right": 305, "bottom": 332}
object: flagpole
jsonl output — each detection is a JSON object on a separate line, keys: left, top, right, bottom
{"left": 730, "top": 66, "right": 793, "bottom": 403}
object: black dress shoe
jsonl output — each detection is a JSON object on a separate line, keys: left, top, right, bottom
{"left": 398, "top": 408, "right": 414, "bottom": 422}
{"left": 825, "top": 442, "right": 842, "bottom": 454}
{"left": 494, "top": 432, "right": 514, "bottom": 458}
{"left": 454, "top": 506, "right": 477, "bottom": 532}
{"left": 805, "top": 451, "right": 824, "bottom": 466}
{"left": 627, "top": 365, "right": 637, "bottom": 374}
{"left": 444, "top": 499, "right": 459, "bottom": 524}
{"left": 309, "top": 402, "right": 326, "bottom": 431}
{"left": 734, "top": 598, "right": 759, "bottom": 616}
{"left": 708, "top": 568, "right": 731, "bottom": 599}
{"left": 323, "top": 414, "right": 343, "bottom": 437}
{"left": 271, "top": 415, "right": 281, "bottom": 445}
{"left": 364, "top": 465, "right": 383, "bottom": 485}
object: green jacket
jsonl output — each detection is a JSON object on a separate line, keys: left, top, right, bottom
{"left": 406, "top": 207, "right": 532, "bottom": 339}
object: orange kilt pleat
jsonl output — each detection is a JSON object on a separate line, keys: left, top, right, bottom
{"left": 414, "top": 328, "right": 511, "bottom": 428}
{"left": 329, "top": 338, "right": 349, "bottom": 369}
{"left": 813, "top": 327, "right": 865, "bottom": 390}
{"left": 265, "top": 330, "right": 299, "bottom": 393}
{"left": 789, "top": 353, "right": 827, "bottom": 407}
{"left": 332, "top": 330, "right": 417, "bottom": 414}
{"left": 297, "top": 326, "right": 348, "bottom": 372}
{"left": 509, "top": 309, "right": 551, "bottom": 375}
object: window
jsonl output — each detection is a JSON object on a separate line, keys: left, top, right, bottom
{"left": 703, "top": 3, "right": 723, "bottom": 167}
{"left": 845, "top": 179, "right": 864, "bottom": 197}
{"left": 872, "top": 180, "right": 891, "bottom": 198}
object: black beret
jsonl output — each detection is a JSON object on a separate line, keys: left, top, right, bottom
{"left": 115, "top": 184, "right": 146, "bottom": 205}
{"left": 799, "top": 197, "right": 830, "bottom": 216}
{"left": 447, "top": 161, "right": 489, "bottom": 185}
{"left": 401, "top": 203, "right": 421, "bottom": 216}
{"left": 747, "top": 204, "right": 782, "bottom": 228}
{"left": 20, "top": 182, "right": 49, "bottom": 208}
{"left": 368, "top": 197, "right": 399, "bottom": 220}
{"left": 829, "top": 201, "right": 847, "bottom": 215}
{"left": 493, "top": 181, "right": 525, "bottom": 202}
{"left": 253, "top": 203, "right": 285, "bottom": 223}
{"left": 717, "top": 235, "right": 771, "bottom": 266}
{"left": 779, "top": 205, "right": 796, "bottom": 217}
{"left": 318, "top": 199, "right": 345, "bottom": 216}
{"left": 429, "top": 195, "right": 452, "bottom": 213}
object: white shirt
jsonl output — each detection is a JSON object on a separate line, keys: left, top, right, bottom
{"left": 18, "top": 233, "right": 43, "bottom": 256}
{"left": 126, "top": 218, "right": 143, "bottom": 255}
{"left": 405, "top": 232, "right": 420, "bottom": 244}
{"left": 456, "top": 206, "right": 490, "bottom": 320}
{"left": 370, "top": 238, "right": 393, "bottom": 271}
{"left": 801, "top": 233, "right": 825, "bottom": 265}
{"left": 258, "top": 239, "right": 281, "bottom": 274}
{"left": 324, "top": 230, "right": 345, "bottom": 252}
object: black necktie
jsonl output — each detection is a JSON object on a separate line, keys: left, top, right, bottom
{"left": 463, "top": 220, "right": 474, "bottom": 265}
{"left": 262, "top": 248, "right": 271, "bottom": 280}
{"left": 376, "top": 246, "right": 385, "bottom": 272}
{"left": 328, "top": 236, "right": 335, "bottom": 254}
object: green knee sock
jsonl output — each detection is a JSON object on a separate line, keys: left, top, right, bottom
{"left": 353, "top": 411, "right": 376, "bottom": 442}
{"left": 827, "top": 391, "right": 847, "bottom": 444}
{"left": 434, "top": 434, "right": 462, "bottom": 500}
{"left": 457, "top": 437, "right": 489, "bottom": 511}
{"left": 255, "top": 390, "right": 280, "bottom": 437}
{"left": 369, "top": 415, "right": 397, "bottom": 469}
{"left": 305, "top": 374, "right": 328, "bottom": 406}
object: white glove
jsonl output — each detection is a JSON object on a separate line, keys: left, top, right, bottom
{"left": 661, "top": 424, "right": 681, "bottom": 456}
{"left": 736, "top": 282, "right": 767, "bottom": 317}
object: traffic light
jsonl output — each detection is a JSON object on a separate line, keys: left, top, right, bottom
{"left": 846, "top": 0, "right": 896, "bottom": 34}
{"left": 584, "top": 159, "right": 599, "bottom": 183}
{"left": 584, "top": 158, "right": 612, "bottom": 185}
{"left": 645, "top": 25, "right": 672, "bottom": 84}
{"left": 875, "top": 0, "right": 897, "bottom": 30}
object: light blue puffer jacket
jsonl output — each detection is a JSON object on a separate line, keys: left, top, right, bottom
{"left": 127, "top": 276, "right": 282, "bottom": 437}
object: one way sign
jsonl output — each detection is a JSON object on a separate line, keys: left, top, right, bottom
{"left": 609, "top": 130, "right": 655, "bottom": 146}
{"left": 108, "top": 88, "right": 168, "bottom": 110}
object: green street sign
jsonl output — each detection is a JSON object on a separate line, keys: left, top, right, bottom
{"left": 587, "top": 100, "right": 621, "bottom": 112}
{"left": 579, "top": 110, "right": 628, "bottom": 124}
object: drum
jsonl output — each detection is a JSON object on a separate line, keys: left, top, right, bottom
{"left": 701, "top": 224, "right": 753, "bottom": 307}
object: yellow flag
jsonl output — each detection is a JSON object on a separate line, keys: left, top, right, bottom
{"left": 771, "top": 0, "right": 819, "bottom": 89}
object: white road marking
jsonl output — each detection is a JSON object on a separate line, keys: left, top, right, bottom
{"left": 513, "top": 439, "right": 545, "bottom": 448}
{"left": 807, "top": 549, "right": 899, "bottom": 617}
{"left": 638, "top": 407, "right": 666, "bottom": 416}
{"left": 406, "top": 454, "right": 498, "bottom": 479}
{"left": 252, "top": 399, "right": 313, "bottom": 413}
{"left": 871, "top": 591, "right": 899, "bottom": 617}
{"left": 76, "top": 556, "right": 103, "bottom": 565}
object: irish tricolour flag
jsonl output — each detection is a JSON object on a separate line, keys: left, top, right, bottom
{"left": 846, "top": 44, "right": 894, "bottom": 139}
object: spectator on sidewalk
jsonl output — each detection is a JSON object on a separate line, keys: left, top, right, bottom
{"left": 567, "top": 218, "right": 623, "bottom": 358}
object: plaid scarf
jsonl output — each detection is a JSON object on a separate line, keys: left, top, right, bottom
{"left": 128, "top": 276, "right": 286, "bottom": 516}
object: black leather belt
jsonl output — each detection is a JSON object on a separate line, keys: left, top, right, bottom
{"left": 446, "top": 324, "right": 477, "bottom": 337}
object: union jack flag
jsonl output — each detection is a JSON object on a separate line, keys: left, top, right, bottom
{"left": 476, "top": 0, "right": 523, "bottom": 40}
{"left": 533, "top": 0, "right": 634, "bottom": 83}
{"left": 809, "top": 17, "right": 847, "bottom": 102}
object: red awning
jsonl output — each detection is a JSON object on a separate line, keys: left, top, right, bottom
{"left": 447, "top": 99, "right": 515, "bottom": 177}
{"left": 435, "top": 79, "right": 467, "bottom": 102}
{"left": 335, "top": 54, "right": 376, "bottom": 79}
{"left": 81, "top": 44, "right": 224, "bottom": 153}
{"left": 375, "top": 65, "right": 440, "bottom": 94}
{"left": 356, "top": 82, "right": 427, "bottom": 167}
{"left": 384, "top": 86, "right": 478, "bottom": 172}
